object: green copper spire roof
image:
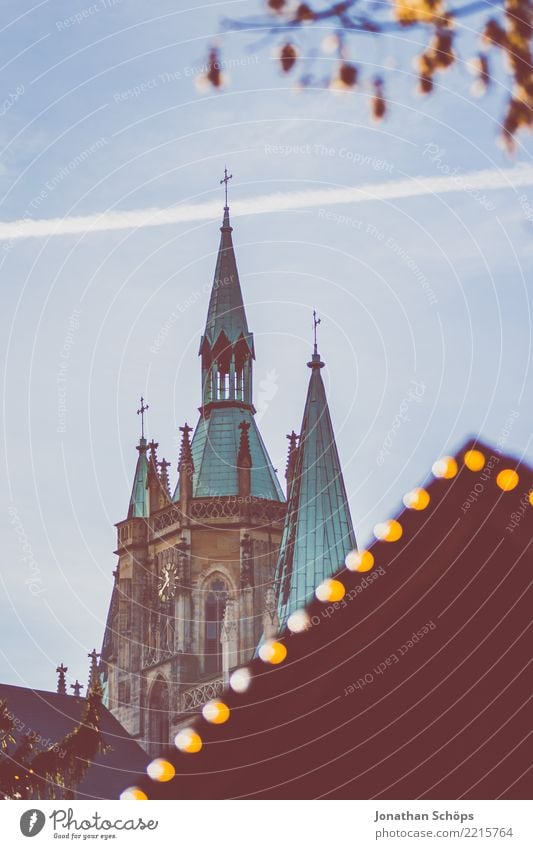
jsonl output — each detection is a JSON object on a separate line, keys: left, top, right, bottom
{"left": 174, "top": 407, "right": 284, "bottom": 501}
{"left": 127, "top": 437, "right": 149, "bottom": 518}
{"left": 200, "top": 206, "right": 254, "bottom": 355}
{"left": 274, "top": 345, "right": 356, "bottom": 628}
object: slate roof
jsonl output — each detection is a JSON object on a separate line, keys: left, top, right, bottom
{"left": 130, "top": 439, "right": 532, "bottom": 800}
{"left": 0, "top": 683, "right": 149, "bottom": 800}
{"left": 200, "top": 206, "right": 254, "bottom": 354}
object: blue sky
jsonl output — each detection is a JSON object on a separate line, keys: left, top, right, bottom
{"left": 1, "top": 0, "right": 532, "bottom": 692}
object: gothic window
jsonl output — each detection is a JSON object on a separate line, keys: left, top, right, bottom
{"left": 148, "top": 677, "right": 170, "bottom": 757}
{"left": 204, "top": 578, "right": 228, "bottom": 675}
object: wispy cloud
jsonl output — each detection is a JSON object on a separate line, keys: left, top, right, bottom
{"left": 2, "top": 164, "right": 533, "bottom": 242}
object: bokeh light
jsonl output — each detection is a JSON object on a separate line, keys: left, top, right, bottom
{"left": 403, "top": 488, "right": 430, "bottom": 510}
{"left": 374, "top": 519, "right": 403, "bottom": 542}
{"left": 345, "top": 549, "right": 375, "bottom": 572}
{"left": 432, "top": 456, "right": 459, "bottom": 479}
{"left": 202, "top": 700, "right": 230, "bottom": 724}
{"left": 229, "top": 667, "right": 251, "bottom": 693}
{"left": 147, "top": 758, "right": 175, "bottom": 782}
{"left": 464, "top": 449, "right": 486, "bottom": 471}
{"left": 120, "top": 787, "right": 148, "bottom": 800}
{"left": 174, "top": 728, "right": 203, "bottom": 753}
{"left": 315, "top": 578, "right": 346, "bottom": 602}
{"left": 287, "top": 609, "right": 311, "bottom": 632}
{"left": 259, "top": 639, "right": 288, "bottom": 664}
{"left": 496, "top": 469, "right": 519, "bottom": 491}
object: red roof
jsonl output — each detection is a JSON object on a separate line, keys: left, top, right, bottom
{"left": 133, "top": 440, "right": 532, "bottom": 800}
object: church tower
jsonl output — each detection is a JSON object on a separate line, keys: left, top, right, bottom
{"left": 100, "top": 191, "right": 286, "bottom": 755}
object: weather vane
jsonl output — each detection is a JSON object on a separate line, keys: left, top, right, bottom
{"left": 313, "top": 310, "right": 321, "bottom": 353}
{"left": 220, "top": 167, "right": 233, "bottom": 207}
{"left": 137, "top": 396, "right": 149, "bottom": 439}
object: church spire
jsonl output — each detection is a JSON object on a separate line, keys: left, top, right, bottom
{"left": 200, "top": 171, "right": 254, "bottom": 410}
{"left": 274, "top": 323, "right": 356, "bottom": 629}
{"left": 127, "top": 397, "right": 149, "bottom": 519}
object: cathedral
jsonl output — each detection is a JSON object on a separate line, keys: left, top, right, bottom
{"left": 100, "top": 185, "right": 356, "bottom": 755}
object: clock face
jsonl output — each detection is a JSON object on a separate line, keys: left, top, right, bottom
{"left": 158, "top": 563, "right": 177, "bottom": 601}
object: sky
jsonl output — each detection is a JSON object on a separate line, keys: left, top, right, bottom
{"left": 1, "top": 0, "right": 532, "bottom": 693}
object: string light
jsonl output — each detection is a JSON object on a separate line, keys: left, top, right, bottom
{"left": 432, "top": 456, "right": 458, "bottom": 479}
{"left": 175, "top": 728, "right": 203, "bottom": 753}
{"left": 259, "top": 639, "right": 287, "bottom": 664}
{"left": 345, "top": 549, "right": 375, "bottom": 572}
{"left": 496, "top": 469, "right": 519, "bottom": 491}
{"left": 202, "top": 700, "right": 230, "bottom": 724}
{"left": 464, "top": 449, "right": 486, "bottom": 471}
{"left": 147, "top": 758, "right": 175, "bottom": 782}
{"left": 315, "top": 578, "right": 346, "bottom": 602}
{"left": 529, "top": 490, "right": 533, "bottom": 507}
{"left": 403, "top": 488, "right": 430, "bottom": 510}
{"left": 287, "top": 609, "right": 311, "bottom": 632}
{"left": 120, "top": 787, "right": 148, "bottom": 800}
{"left": 374, "top": 519, "right": 403, "bottom": 542}
{"left": 229, "top": 667, "right": 251, "bottom": 693}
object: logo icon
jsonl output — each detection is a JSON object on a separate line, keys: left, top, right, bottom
{"left": 20, "top": 810, "right": 46, "bottom": 837}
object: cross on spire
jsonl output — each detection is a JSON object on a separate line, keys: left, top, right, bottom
{"left": 70, "top": 680, "right": 84, "bottom": 698}
{"left": 137, "top": 396, "right": 149, "bottom": 439}
{"left": 313, "top": 310, "right": 321, "bottom": 354}
{"left": 220, "top": 167, "right": 233, "bottom": 208}
{"left": 56, "top": 663, "right": 68, "bottom": 695}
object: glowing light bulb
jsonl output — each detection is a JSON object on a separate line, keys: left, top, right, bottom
{"left": 259, "top": 640, "right": 287, "bottom": 664}
{"left": 202, "top": 700, "right": 230, "bottom": 724}
{"left": 120, "top": 786, "right": 148, "bottom": 800}
{"left": 403, "top": 488, "right": 430, "bottom": 510}
{"left": 496, "top": 469, "right": 519, "bottom": 491}
{"left": 147, "top": 758, "right": 175, "bottom": 782}
{"left": 345, "top": 549, "right": 375, "bottom": 572}
{"left": 315, "top": 578, "right": 346, "bottom": 602}
{"left": 432, "top": 456, "right": 458, "bottom": 479}
{"left": 374, "top": 519, "right": 403, "bottom": 542}
{"left": 174, "top": 728, "right": 203, "bottom": 753}
{"left": 229, "top": 667, "right": 251, "bottom": 693}
{"left": 287, "top": 609, "right": 311, "bottom": 632}
{"left": 464, "top": 449, "right": 485, "bottom": 471}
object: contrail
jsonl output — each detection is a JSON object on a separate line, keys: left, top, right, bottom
{"left": 1, "top": 163, "right": 532, "bottom": 242}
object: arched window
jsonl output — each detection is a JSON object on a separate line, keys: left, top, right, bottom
{"left": 148, "top": 677, "right": 170, "bottom": 757}
{"left": 204, "top": 578, "right": 228, "bottom": 674}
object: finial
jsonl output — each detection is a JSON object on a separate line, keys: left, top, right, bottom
{"left": 56, "top": 663, "right": 68, "bottom": 695}
{"left": 137, "top": 396, "right": 149, "bottom": 439}
{"left": 313, "top": 310, "right": 321, "bottom": 355}
{"left": 87, "top": 648, "right": 101, "bottom": 693}
{"left": 308, "top": 311, "right": 325, "bottom": 369}
{"left": 220, "top": 167, "right": 233, "bottom": 209}
{"left": 70, "top": 680, "right": 84, "bottom": 698}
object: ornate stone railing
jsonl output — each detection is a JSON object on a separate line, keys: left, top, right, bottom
{"left": 181, "top": 677, "right": 224, "bottom": 712}
{"left": 150, "top": 496, "right": 286, "bottom": 535}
